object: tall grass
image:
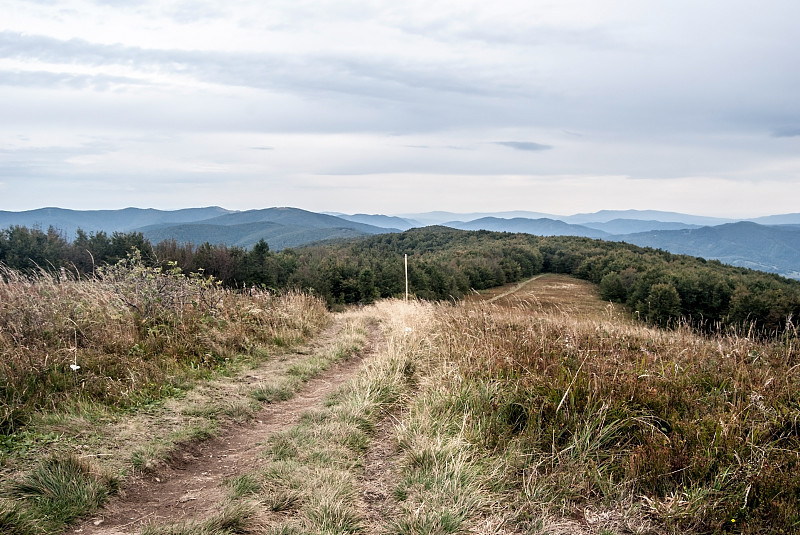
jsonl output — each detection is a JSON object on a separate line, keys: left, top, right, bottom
{"left": 425, "top": 288, "right": 800, "bottom": 533}
{"left": 0, "top": 259, "right": 329, "bottom": 434}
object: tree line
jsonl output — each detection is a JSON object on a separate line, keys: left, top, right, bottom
{"left": 2, "top": 224, "right": 799, "bottom": 334}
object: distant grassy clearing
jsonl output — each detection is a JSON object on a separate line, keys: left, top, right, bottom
{"left": 467, "top": 273, "right": 621, "bottom": 318}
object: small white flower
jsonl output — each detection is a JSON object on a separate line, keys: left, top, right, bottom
{"left": 70, "top": 364, "right": 81, "bottom": 371}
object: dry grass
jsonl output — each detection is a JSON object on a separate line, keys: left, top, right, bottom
{"left": 0, "top": 260, "right": 329, "bottom": 435}
{"left": 4, "top": 267, "right": 797, "bottom": 534}
{"left": 0, "top": 259, "right": 331, "bottom": 534}
{"left": 422, "top": 274, "right": 800, "bottom": 533}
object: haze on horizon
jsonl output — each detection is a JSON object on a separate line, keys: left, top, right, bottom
{"left": 1, "top": 0, "right": 799, "bottom": 219}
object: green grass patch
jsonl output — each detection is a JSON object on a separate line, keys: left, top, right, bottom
{"left": 225, "top": 474, "right": 261, "bottom": 499}
{"left": 140, "top": 502, "right": 257, "bottom": 535}
{"left": 5, "top": 454, "right": 117, "bottom": 534}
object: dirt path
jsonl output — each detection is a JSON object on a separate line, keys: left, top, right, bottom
{"left": 485, "top": 274, "right": 544, "bottom": 303}
{"left": 72, "top": 317, "right": 380, "bottom": 535}
{"left": 358, "top": 413, "right": 403, "bottom": 531}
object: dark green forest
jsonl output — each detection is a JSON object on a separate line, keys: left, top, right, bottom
{"left": 2, "top": 224, "right": 800, "bottom": 333}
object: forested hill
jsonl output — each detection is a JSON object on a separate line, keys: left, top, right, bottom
{"left": 286, "top": 227, "right": 800, "bottom": 332}
{"left": 1, "top": 225, "right": 799, "bottom": 333}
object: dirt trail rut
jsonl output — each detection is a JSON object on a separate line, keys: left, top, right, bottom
{"left": 486, "top": 274, "right": 543, "bottom": 303}
{"left": 73, "top": 318, "right": 380, "bottom": 535}
{"left": 359, "top": 414, "right": 402, "bottom": 529}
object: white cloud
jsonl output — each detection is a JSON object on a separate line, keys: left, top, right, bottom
{"left": 1, "top": 0, "right": 799, "bottom": 215}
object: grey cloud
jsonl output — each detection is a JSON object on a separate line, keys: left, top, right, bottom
{"left": 0, "top": 31, "right": 510, "bottom": 101}
{"left": 494, "top": 141, "right": 553, "bottom": 151}
{"left": 2, "top": 6, "right": 798, "bottom": 143}
{"left": 250, "top": 146, "right": 273, "bottom": 151}
{"left": 404, "top": 144, "right": 471, "bottom": 150}
{"left": 0, "top": 143, "right": 116, "bottom": 179}
{"left": 0, "top": 31, "right": 202, "bottom": 68}
{"left": 91, "top": 0, "right": 148, "bottom": 6}
{"left": 772, "top": 127, "right": 800, "bottom": 138}
{"left": 0, "top": 32, "right": 597, "bottom": 136}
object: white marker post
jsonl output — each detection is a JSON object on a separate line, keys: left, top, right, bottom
{"left": 404, "top": 253, "right": 408, "bottom": 301}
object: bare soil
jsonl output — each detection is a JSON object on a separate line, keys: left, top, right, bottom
{"left": 358, "top": 413, "right": 403, "bottom": 532}
{"left": 71, "top": 318, "right": 380, "bottom": 535}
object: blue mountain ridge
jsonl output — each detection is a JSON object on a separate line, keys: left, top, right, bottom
{"left": 1, "top": 207, "right": 798, "bottom": 277}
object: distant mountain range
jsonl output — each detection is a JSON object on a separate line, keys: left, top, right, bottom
{"left": 582, "top": 219, "right": 702, "bottom": 234}
{"left": 445, "top": 217, "right": 610, "bottom": 239}
{"left": 136, "top": 208, "right": 397, "bottom": 250}
{"left": 0, "top": 206, "right": 232, "bottom": 238}
{"left": 396, "top": 209, "right": 738, "bottom": 227}
{"left": 0, "top": 207, "right": 396, "bottom": 250}
{"left": 325, "top": 213, "right": 418, "bottom": 231}
{"left": 1, "top": 207, "right": 799, "bottom": 278}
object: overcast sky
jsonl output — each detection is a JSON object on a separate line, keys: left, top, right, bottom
{"left": 2, "top": 0, "right": 799, "bottom": 217}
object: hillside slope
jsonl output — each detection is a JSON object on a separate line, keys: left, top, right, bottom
{"left": 329, "top": 213, "right": 419, "bottom": 230}
{"left": 192, "top": 207, "right": 396, "bottom": 233}
{"left": 617, "top": 221, "right": 800, "bottom": 277}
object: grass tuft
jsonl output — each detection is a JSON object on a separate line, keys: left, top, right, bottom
{"left": 7, "top": 454, "right": 117, "bottom": 532}
{"left": 140, "top": 502, "right": 258, "bottom": 535}
{"left": 0, "top": 500, "right": 39, "bottom": 535}
{"left": 226, "top": 474, "right": 261, "bottom": 499}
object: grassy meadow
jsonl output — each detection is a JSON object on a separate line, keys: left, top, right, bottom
{"left": 407, "top": 275, "right": 800, "bottom": 533}
{"left": 1, "top": 262, "right": 798, "bottom": 534}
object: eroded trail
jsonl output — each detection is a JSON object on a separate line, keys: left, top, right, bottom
{"left": 358, "top": 414, "right": 403, "bottom": 529}
{"left": 74, "top": 315, "right": 381, "bottom": 535}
